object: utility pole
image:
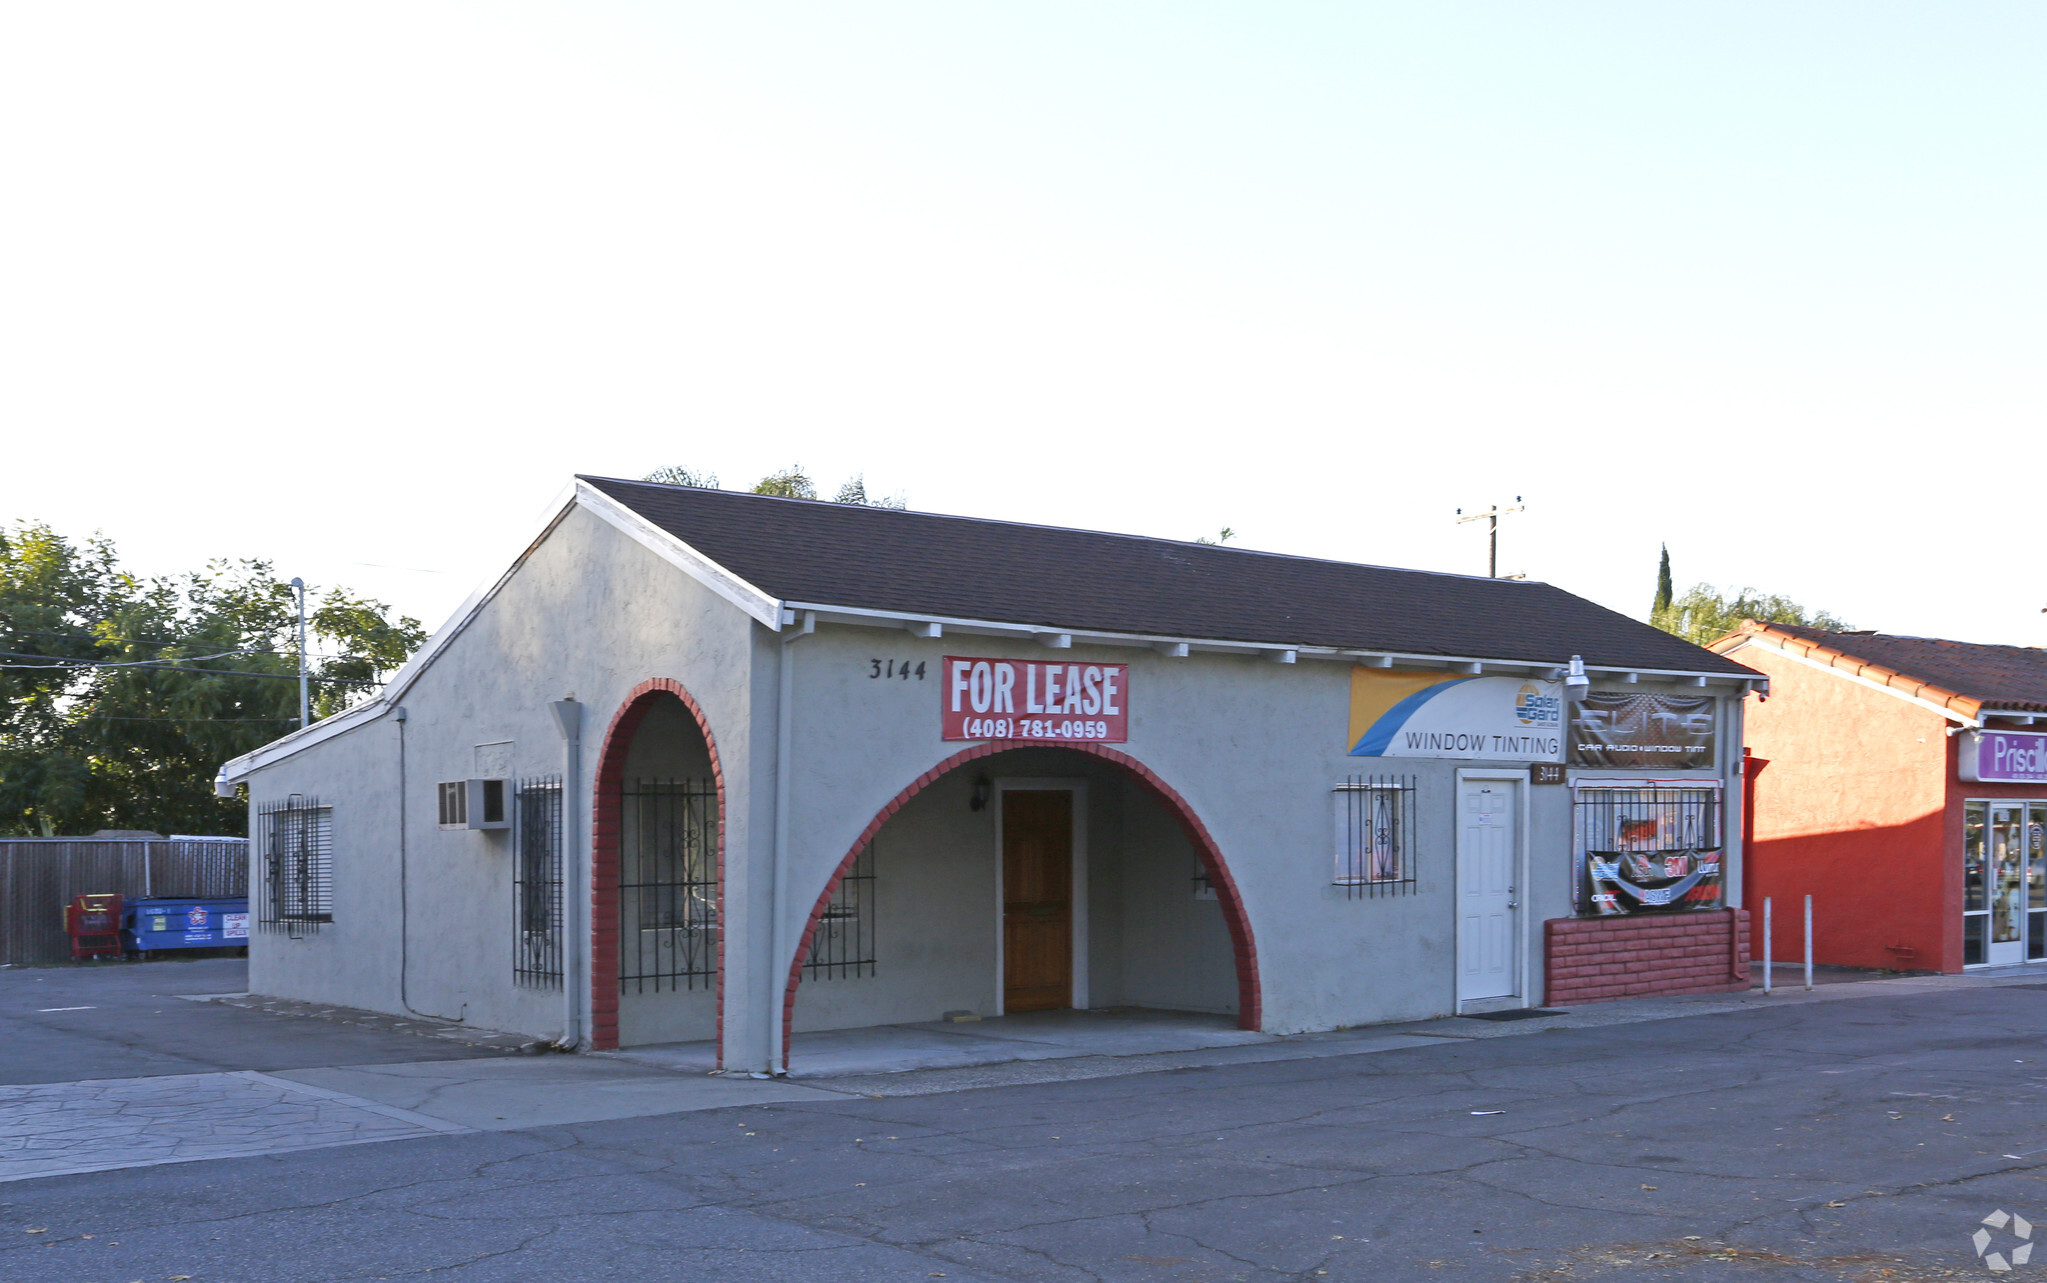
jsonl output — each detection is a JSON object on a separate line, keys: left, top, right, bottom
{"left": 1455, "top": 497, "right": 1525, "bottom": 579}
{"left": 291, "top": 577, "right": 309, "bottom": 729}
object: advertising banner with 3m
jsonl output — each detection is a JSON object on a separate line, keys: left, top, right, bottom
{"left": 943, "top": 656, "right": 1128, "bottom": 743}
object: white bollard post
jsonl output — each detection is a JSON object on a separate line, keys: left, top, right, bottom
{"left": 1763, "top": 897, "right": 1773, "bottom": 995}
{"left": 1804, "top": 894, "right": 1814, "bottom": 991}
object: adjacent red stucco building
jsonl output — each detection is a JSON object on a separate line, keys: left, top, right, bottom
{"left": 1712, "top": 623, "right": 2047, "bottom": 974}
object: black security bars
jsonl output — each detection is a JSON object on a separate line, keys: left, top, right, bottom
{"left": 1333, "top": 775, "right": 1419, "bottom": 899}
{"left": 258, "top": 794, "right": 333, "bottom": 935}
{"left": 804, "top": 840, "right": 876, "bottom": 980}
{"left": 618, "top": 779, "right": 719, "bottom": 993}
{"left": 514, "top": 777, "right": 563, "bottom": 989}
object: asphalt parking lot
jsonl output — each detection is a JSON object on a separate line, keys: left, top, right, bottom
{"left": 5, "top": 962, "right": 2047, "bottom": 1281}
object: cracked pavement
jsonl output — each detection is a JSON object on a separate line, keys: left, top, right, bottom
{"left": 6, "top": 961, "right": 2047, "bottom": 1280}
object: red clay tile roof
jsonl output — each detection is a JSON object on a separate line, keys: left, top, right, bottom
{"left": 586, "top": 475, "right": 1750, "bottom": 674}
{"left": 1716, "top": 622, "right": 2047, "bottom": 716}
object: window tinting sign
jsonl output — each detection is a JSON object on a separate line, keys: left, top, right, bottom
{"left": 1569, "top": 693, "right": 1716, "bottom": 770}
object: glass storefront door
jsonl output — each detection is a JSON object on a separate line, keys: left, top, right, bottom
{"left": 1990, "top": 805, "right": 2027, "bottom": 966}
{"left": 2032, "top": 805, "right": 2047, "bottom": 962}
{"left": 1965, "top": 800, "right": 2046, "bottom": 968}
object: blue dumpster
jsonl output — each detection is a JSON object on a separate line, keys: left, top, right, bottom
{"left": 122, "top": 897, "right": 250, "bottom": 955}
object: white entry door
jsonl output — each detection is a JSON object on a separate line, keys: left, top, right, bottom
{"left": 1457, "top": 778, "right": 1519, "bottom": 1003}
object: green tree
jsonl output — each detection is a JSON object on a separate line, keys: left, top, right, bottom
{"left": 1194, "top": 528, "right": 1236, "bottom": 546}
{"left": 0, "top": 522, "right": 426, "bottom": 836}
{"left": 645, "top": 464, "right": 906, "bottom": 507}
{"left": 1651, "top": 581, "right": 1850, "bottom": 646}
{"left": 642, "top": 465, "right": 718, "bottom": 488}
{"left": 751, "top": 465, "right": 817, "bottom": 500}
{"left": 1653, "top": 544, "right": 1673, "bottom": 617}
{"left": 832, "top": 474, "right": 907, "bottom": 509}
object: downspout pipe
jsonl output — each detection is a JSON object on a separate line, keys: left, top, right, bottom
{"left": 768, "top": 610, "right": 815, "bottom": 1076}
{"left": 551, "top": 698, "right": 585, "bottom": 1050}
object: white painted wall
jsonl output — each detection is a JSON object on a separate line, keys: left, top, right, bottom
{"left": 239, "top": 496, "right": 1748, "bottom": 1068}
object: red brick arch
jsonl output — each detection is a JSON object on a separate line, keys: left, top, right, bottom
{"left": 780, "top": 742, "right": 1261, "bottom": 1069}
{"left": 589, "top": 678, "right": 725, "bottom": 1059}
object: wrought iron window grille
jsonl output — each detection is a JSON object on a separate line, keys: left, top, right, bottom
{"left": 258, "top": 795, "right": 333, "bottom": 935}
{"left": 804, "top": 840, "right": 876, "bottom": 980}
{"left": 619, "top": 779, "right": 719, "bottom": 993}
{"left": 514, "top": 776, "right": 563, "bottom": 990}
{"left": 1573, "top": 786, "right": 1724, "bottom": 916}
{"left": 1333, "top": 775, "right": 1419, "bottom": 898}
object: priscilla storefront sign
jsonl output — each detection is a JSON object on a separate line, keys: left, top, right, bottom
{"left": 1959, "top": 730, "right": 2047, "bottom": 785}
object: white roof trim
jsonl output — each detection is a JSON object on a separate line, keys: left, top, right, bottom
{"left": 222, "top": 482, "right": 790, "bottom": 782}
{"left": 782, "top": 600, "right": 1758, "bottom": 686}
{"left": 1719, "top": 633, "right": 1978, "bottom": 727}
{"left": 574, "top": 480, "right": 782, "bottom": 630}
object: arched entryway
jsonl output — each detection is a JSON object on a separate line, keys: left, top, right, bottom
{"left": 589, "top": 679, "right": 725, "bottom": 1058}
{"left": 779, "top": 743, "right": 1259, "bottom": 1067}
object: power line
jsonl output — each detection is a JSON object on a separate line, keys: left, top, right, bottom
{"left": 0, "top": 654, "right": 382, "bottom": 685}
{"left": 7, "top": 629, "right": 347, "bottom": 662}
{"left": 87, "top": 715, "right": 301, "bottom": 723}
{"left": 0, "top": 647, "right": 244, "bottom": 669}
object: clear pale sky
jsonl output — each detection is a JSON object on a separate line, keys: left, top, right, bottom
{"left": 4, "top": 4, "right": 2041, "bottom": 646}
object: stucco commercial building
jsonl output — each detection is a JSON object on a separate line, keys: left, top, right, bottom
{"left": 221, "top": 478, "right": 1761, "bottom": 1071}
{"left": 1713, "top": 622, "right": 2047, "bottom": 973}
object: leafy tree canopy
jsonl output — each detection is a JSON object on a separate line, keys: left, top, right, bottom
{"left": 642, "top": 464, "right": 905, "bottom": 508}
{"left": 1651, "top": 581, "right": 1850, "bottom": 646}
{"left": 0, "top": 521, "right": 425, "bottom": 836}
{"left": 642, "top": 465, "right": 718, "bottom": 488}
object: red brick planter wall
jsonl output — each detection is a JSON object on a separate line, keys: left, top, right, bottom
{"left": 780, "top": 742, "right": 1261, "bottom": 1069}
{"left": 1544, "top": 909, "right": 1749, "bottom": 1006}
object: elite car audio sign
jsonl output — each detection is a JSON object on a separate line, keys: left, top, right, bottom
{"left": 1959, "top": 730, "right": 2047, "bottom": 784}
{"left": 943, "top": 656, "right": 1129, "bottom": 743}
{"left": 1569, "top": 692, "right": 1716, "bottom": 771}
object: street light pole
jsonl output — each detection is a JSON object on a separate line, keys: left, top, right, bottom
{"left": 290, "top": 577, "right": 309, "bottom": 729}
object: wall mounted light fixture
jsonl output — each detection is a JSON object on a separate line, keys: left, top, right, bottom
{"left": 970, "top": 776, "right": 992, "bottom": 812}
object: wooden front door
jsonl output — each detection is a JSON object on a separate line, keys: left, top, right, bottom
{"left": 1003, "top": 790, "right": 1073, "bottom": 1012}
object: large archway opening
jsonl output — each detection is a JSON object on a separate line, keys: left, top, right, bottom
{"left": 589, "top": 679, "right": 725, "bottom": 1056}
{"left": 780, "top": 743, "right": 1259, "bottom": 1067}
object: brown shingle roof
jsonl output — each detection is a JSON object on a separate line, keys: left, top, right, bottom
{"left": 584, "top": 476, "right": 1748, "bottom": 674}
{"left": 1719, "top": 622, "right": 2047, "bottom": 715}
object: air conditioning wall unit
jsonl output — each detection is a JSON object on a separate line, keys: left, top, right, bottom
{"left": 437, "top": 779, "right": 509, "bottom": 831}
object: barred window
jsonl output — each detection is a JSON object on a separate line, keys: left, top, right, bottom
{"left": 1574, "top": 785, "right": 1724, "bottom": 916}
{"left": 514, "top": 777, "right": 563, "bottom": 989}
{"left": 620, "top": 779, "right": 719, "bottom": 993}
{"left": 1333, "top": 775, "right": 1417, "bottom": 898}
{"left": 804, "top": 840, "right": 876, "bottom": 980}
{"left": 259, "top": 796, "right": 333, "bottom": 934}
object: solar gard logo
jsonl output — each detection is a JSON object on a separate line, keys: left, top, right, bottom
{"left": 1515, "top": 682, "right": 1561, "bottom": 728}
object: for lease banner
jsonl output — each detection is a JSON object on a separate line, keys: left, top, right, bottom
{"left": 1568, "top": 693, "right": 1716, "bottom": 770}
{"left": 942, "top": 656, "right": 1129, "bottom": 743}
